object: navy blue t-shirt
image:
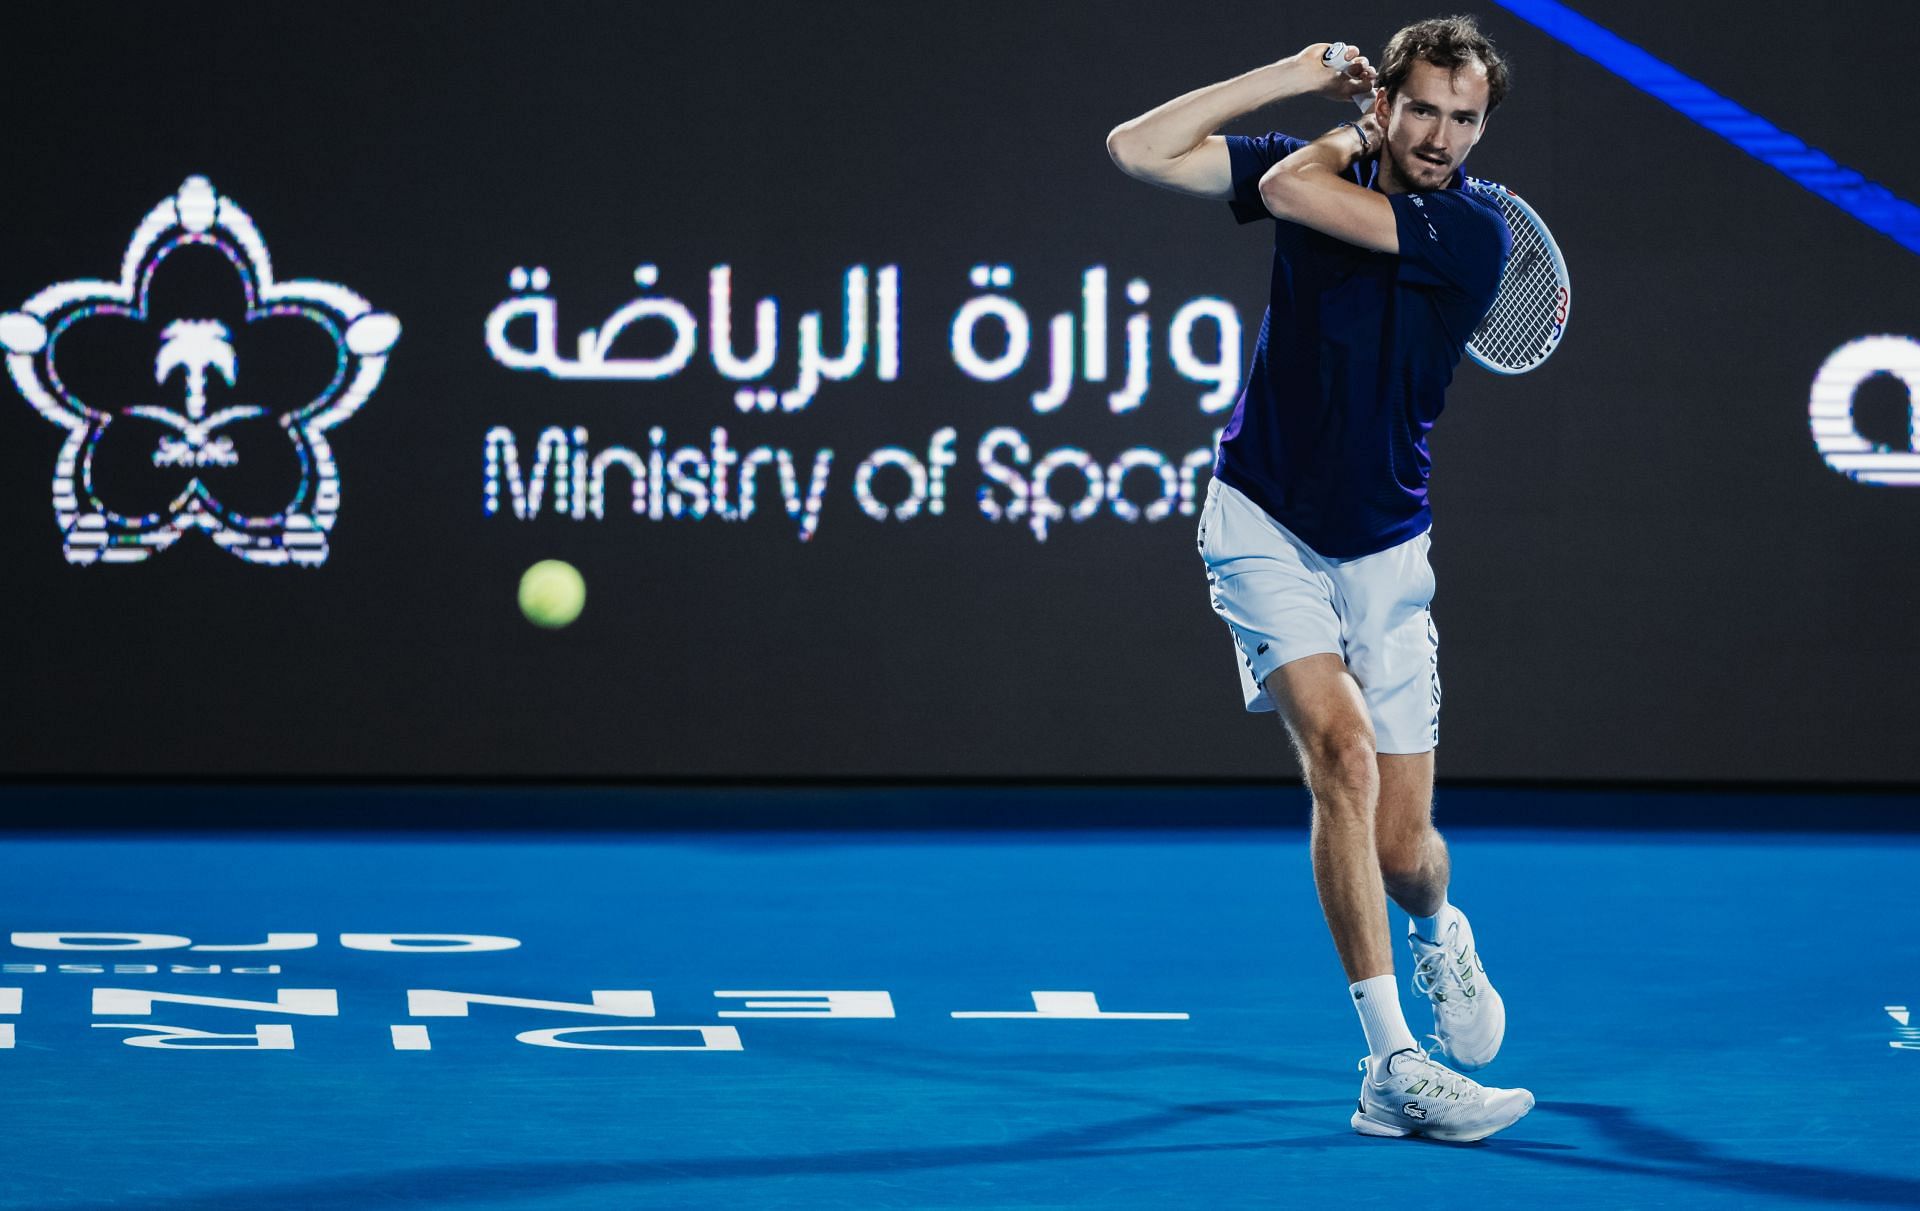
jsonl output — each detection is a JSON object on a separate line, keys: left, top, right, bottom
{"left": 1216, "top": 132, "right": 1510, "bottom": 558}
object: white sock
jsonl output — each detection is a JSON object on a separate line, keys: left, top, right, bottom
{"left": 1412, "top": 897, "right": 1455, "bottom": 946}
{"left": 1350, "top": 973, "right": 1418, "bottom": 1065}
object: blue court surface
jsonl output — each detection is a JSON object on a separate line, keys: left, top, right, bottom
{"left": 1, "top": 785, "right": 1916, "bottom": 1209}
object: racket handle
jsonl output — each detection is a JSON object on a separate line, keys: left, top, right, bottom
{"left": 1320, "top": 41, "right": 1379, "bottom": 114}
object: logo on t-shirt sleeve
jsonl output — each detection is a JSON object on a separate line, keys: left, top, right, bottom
{"left": 1406, "top": 193, "right": 1439, "bottom": 240}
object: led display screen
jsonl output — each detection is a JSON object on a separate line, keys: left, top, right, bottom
{"left": 1, "top": 1, "right": 1914, "bottom": 782}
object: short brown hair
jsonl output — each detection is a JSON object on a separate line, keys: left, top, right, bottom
{"left": 1378, "top": 15, "right": 1510, "bottom": 114}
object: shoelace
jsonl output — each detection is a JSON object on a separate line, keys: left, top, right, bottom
{"left": 1374, "top": 1049, "right": 1481, "bottom": 1104}
{"left": 1410, "top": 943, "right": 1472, "bottom": 1018}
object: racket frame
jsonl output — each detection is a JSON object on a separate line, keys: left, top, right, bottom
{"left": 1460, "top": 177, "right": 1571, "bottom": 374}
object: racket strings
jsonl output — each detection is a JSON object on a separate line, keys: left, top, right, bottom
{"left": 1469, "top": 193, "right": 1562, "bottom": 371}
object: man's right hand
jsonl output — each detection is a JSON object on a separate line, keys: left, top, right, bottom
{"left": 1301, "top": 42, "right": 1378, "bottom": 104}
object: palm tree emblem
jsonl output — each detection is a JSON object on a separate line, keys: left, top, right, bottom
{"left": 130, "top": 319, "right": 264, "bottom": 465}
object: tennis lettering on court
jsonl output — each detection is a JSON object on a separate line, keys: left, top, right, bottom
{"left": 0, "top": 987, "right": 1192, "bottom": 1052}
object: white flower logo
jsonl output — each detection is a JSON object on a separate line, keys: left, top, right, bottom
{"left": 0, "top": 175, "right": 399, "bottom": 565}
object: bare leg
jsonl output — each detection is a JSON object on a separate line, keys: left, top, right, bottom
{"left": 1376, "top": 752, "right": 1449, "bottom": 918}
{"left": 1264, "top": 654, "right": 1391, "bottom": 983}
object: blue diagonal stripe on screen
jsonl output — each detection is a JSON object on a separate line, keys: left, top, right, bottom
{"left": 1491, "top": 0, "right": 1920, "bottom": 255}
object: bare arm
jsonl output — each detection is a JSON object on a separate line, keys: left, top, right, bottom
{"left": 1258, "top": 107, "right": 1398, "bottom": 252}
{"left": 1106, "top": 44, "right": 1377, "bottom": 200}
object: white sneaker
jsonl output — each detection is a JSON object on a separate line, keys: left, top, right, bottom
{"left": 1351, "top": 1047, "right": 1534, "bottom": 1142}
{"left": 1409, "top": 907, "right": 1505, "bottom": 1071}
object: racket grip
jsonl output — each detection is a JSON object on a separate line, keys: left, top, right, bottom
{"left": 1320, "top": 42, "right": 1379, "bottom": 114}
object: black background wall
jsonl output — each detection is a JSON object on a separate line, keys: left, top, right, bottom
{"left": 0, "top": 1, "right": 1913, "bottom": 782}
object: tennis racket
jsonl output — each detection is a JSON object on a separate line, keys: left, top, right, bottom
{"left": 1322, "top": 42, "right": 1571, "bottom": 374}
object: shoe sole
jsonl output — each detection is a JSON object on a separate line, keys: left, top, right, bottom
{"left": 1349, "top": 1091, "right": 1534, "bottom": 1143}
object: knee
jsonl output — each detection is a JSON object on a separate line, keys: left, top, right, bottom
{"left": 1298, "top": 724, "right": 1378, "bottom": 801}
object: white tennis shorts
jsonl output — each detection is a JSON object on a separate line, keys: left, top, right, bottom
{"left": 1197, "top": 477, "right": 1441, "bottom": 753}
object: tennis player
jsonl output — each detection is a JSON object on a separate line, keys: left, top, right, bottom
{"left": 1108, "top": 16, "right": 1532, "bottom": 1142}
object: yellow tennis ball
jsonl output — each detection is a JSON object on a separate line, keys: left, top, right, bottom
{"left": 518, "top": 559, "right": 585, "bottom": 629}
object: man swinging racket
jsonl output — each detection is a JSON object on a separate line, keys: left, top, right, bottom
{"left": 1107, "top": 15, "right": 1534, "bottom": 1142}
